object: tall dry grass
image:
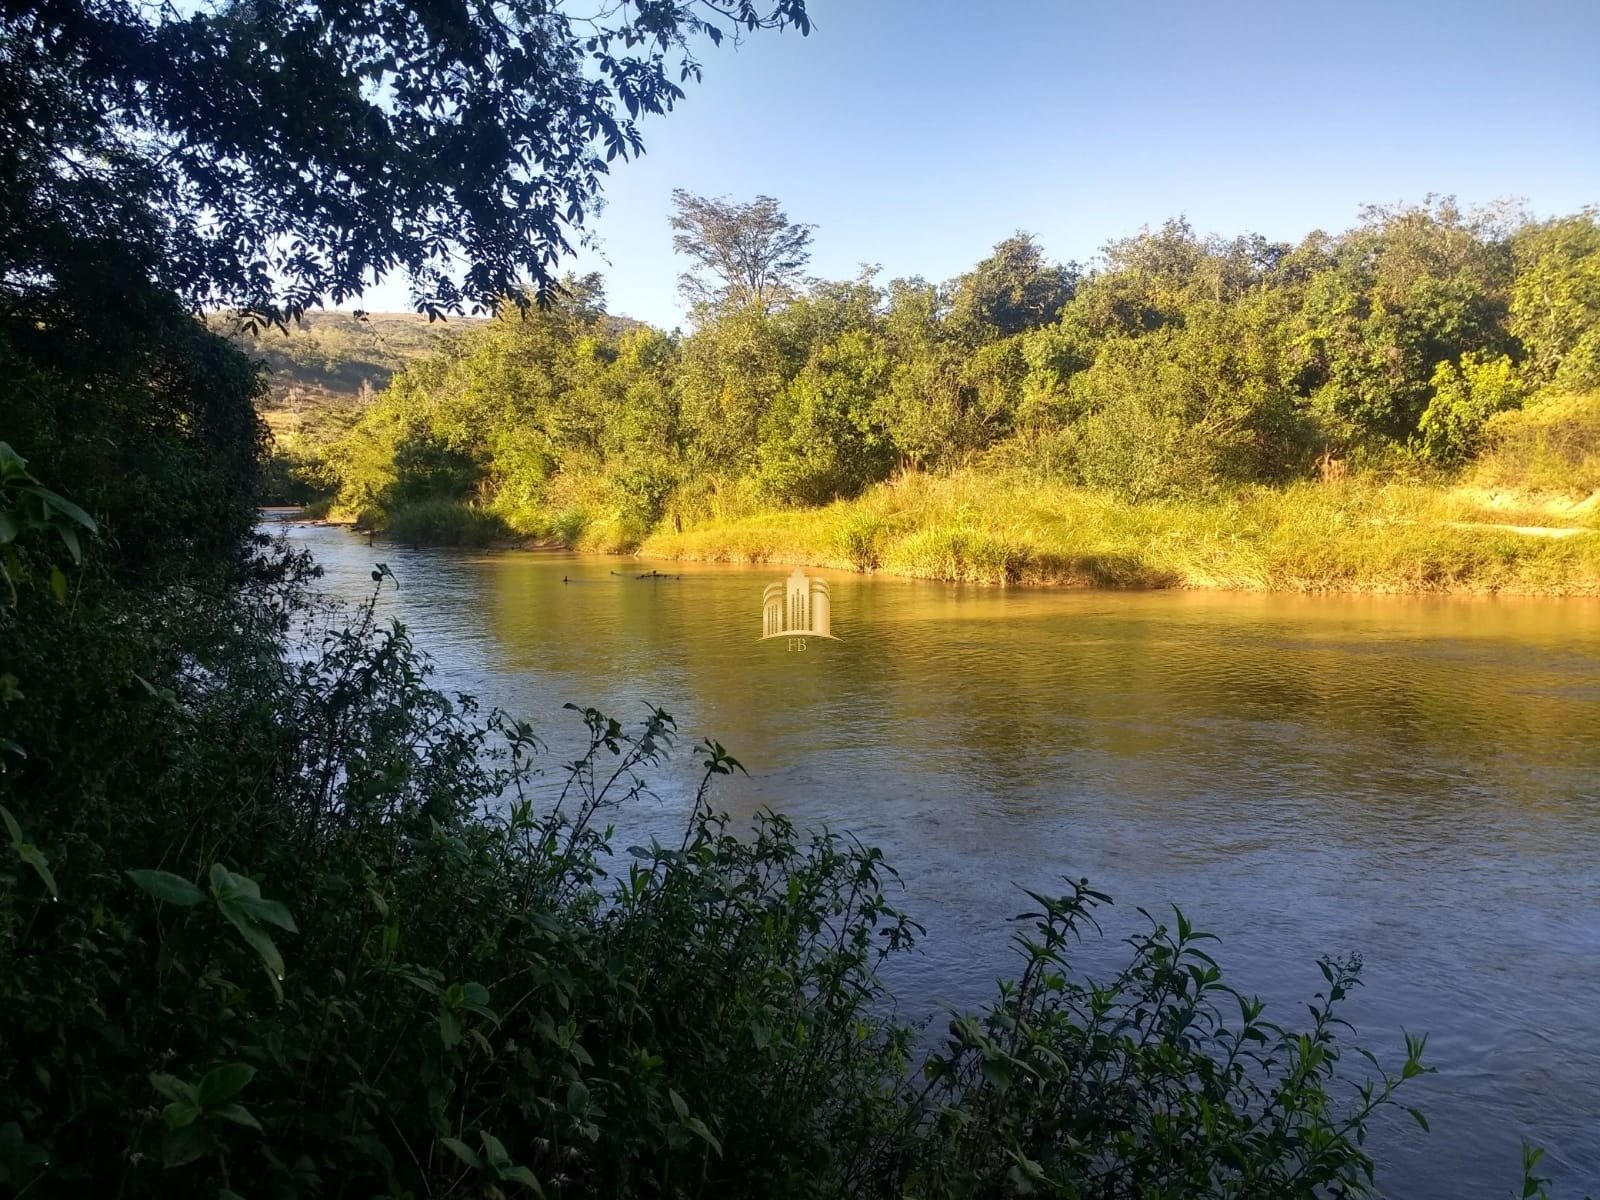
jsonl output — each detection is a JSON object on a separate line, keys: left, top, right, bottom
{"left": 639, "top": 471, "right": 1600, "bottom": 594}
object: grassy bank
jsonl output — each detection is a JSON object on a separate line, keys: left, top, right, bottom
{"left": 318, "top": 393, "right": 1600, "bottom": 594}
{"left": 638, "top": 472, "right": 1600, "bottom": 593}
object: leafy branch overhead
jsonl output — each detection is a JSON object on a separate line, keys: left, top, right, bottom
{"left": 1, "top": 0, "right": 810, "bottom": 320}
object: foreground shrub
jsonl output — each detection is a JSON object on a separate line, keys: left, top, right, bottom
{"left": 0, "top": 571, "right": 919, "bottom": 1197}
{"left": 1, "top": 549, "right": 1444, "bottom": 1198}
{"left": 906, "top": 888, "right": 1427, "bottom": 1197}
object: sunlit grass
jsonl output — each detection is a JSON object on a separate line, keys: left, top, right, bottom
{"left": 640, "top": 471, "right": 1600, "bottom": 594}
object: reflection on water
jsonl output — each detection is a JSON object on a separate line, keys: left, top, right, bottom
{"left": 280, "top": 520, "right": 1600, "bottom": 1199}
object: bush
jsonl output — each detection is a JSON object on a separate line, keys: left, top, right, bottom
{"left": 2, "top": 566, "right": 1437, "bottom": 1198}
{"left": 1473, "top": 391, "right": 1600, "bottom": 493}
{"left": 551, "top": 506, "right": 592, "bottom": 545}
{"left": 1418, "top": 353, "right": 1525, "bottom": 467}
{"left": 1076, "top": 390, "right": 1211, "bottom": 501}
{"left": 1, "top": 556, "right": 921, "bottom": 1198}
{"left": 888, "top": 525, "right": 1032, "bottom": 585}
{"left": 907, "top": 886, "right": 1429, "bottom": 1197}
{"left": 384, "top": 498, "right": 510, "bottom": 546}
{"left": 833, "top": 511, "right": 889, "bottom": 571}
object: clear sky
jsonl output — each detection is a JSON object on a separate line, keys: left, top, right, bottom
{"left": 352, "top": 0, "right": 1600, "bottom": 328}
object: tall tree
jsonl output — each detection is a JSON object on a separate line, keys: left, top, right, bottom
{"left": 670, "top": 190, "right": 815, "bottom": 314}
{"left": 947, "top": 233, "right": 1076, "bottom": 340}
{"left": 0, "top": 0, "right": 811, "bottom": 320}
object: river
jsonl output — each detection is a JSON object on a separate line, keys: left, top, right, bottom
{"left": 278, "top": 518, "right": 1600, "bottom": 1198}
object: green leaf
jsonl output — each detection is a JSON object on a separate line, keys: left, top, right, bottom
{"left": 401, "top": 970, "right": 440, "bottom": 997}
{"left": 162, "top": 1123, "right": 214, "bottom": 1168}
{"left": 684, "top": 1116, "right": 722, "bottom": 1156}
{"left": 217, "top": 905, "right": 285, "bottom": 980}
{"left": 233, "top": 895, "right": 297, "bottom": 932}
{"left": 210, "top": 865, "right": 290, "bottom": 979}
{"left": 668, "top": 1088, "right": 688, "bottom": 1120}
{"left": 439, "top": 1009, "right": 462, "bottom": 1049}
{"left": 16, "top": 842, "right": 57, "bottom": 898}
{"left": 196, "top": 1063, "right": 255, "bottom": 1107}
{"left": 566, "top": 1081, "right": 588, "bottom": 1112}
{"left": 49, "top": 565, "right": 66, "bottom": 602}
{"left": 210, "top": 1103, "right": 262, "bottom": 1132}
{"left": 128, "top": 869, "right": 205, "bottom": 907}
{"left": 980, "top": 1055, "right": 1014, "bottom": 1091}
{"left": 209, "top": 862, "right": 260, "bottom": 900}
{"left": 0, "top": 805, "right": 50, "bottom": 896}
{"left": 0, "top": 803, "right": 20, "bottom": 846}
{"left": 1406, "top": 1106, "right": 1430, "bottom": 1132}
{"left": 479, "top": 1130, "right": 511, "bottom": 1168}
{"left": 162, "top": 1100, "right": 202, "bottom": 1130}
{"left": 439, "top": 1136, "right": 481, "bottom": 1170}
{"left": 149, "top": 1073, "right": 197, "bottom": 1105}
{"left": 38, "top": 489, "right": 97, "bottom": 532}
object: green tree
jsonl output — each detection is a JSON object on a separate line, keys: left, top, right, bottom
{"left": 947, "top": 233, "right": 1076, "bottom": 341}
{"left": 877, "top": 278, "right": 967, "bottom": 471}
{"left": 1293, "top": 198, "right": 1514, "bottom": 448}
{"left": 677, "top": 306, "right": 793, "bottom": 473}
{"left": 756, "top": 328, "right": 893, "bottom": 503}
{"left": 670, "top": 190, "right": 817, "bottom": 315}
{"left": 1510, "top": 210, "right": 1600, "bottom": 391}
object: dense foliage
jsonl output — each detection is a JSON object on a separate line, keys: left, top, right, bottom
{"left": 1, "top": 0, "right": 811, "bottom": 318}
{"left": 0, "top": 255, "right": 1438, "bottom": 1198}
{"left": 2, "top": 443, "right": 1434, "bottom": 1197}
{"left": 1, "top": 0, "right": 1586, "bottom": 1191}
{"left": 305, "top": 200, "right": 1600, "bottom": 547}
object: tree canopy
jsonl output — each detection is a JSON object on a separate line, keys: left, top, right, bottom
{"left": 670, "top": 189, "right": 816, "bottom": 314}
{"left": 309, "top": 197, "right": 1600, "bottom": 549}
{"left": 0, "top": 0, "right": 811, "bottom": 320}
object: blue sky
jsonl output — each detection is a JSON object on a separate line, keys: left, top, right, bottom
{"left": 355, "top": 0, "right": 1600, "bottom": 327}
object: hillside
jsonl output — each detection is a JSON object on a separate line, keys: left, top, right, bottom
{"left": 226, "top": 311, "right": 466, "bottom": 411}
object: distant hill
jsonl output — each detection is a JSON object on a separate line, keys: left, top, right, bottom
{"left": 225, "top": 311, "right": 472, "bottom": 411}
{"left": 229, "top": 309, "right": 650, "bottom": 414}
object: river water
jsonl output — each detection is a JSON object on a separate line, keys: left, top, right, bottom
{"left": 279, "top": 519, "right": 1600, "bottom": 1198}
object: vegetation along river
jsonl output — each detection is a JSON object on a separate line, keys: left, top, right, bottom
{"left": 281, "top": 518, "right": 1600, "bottom": 1199}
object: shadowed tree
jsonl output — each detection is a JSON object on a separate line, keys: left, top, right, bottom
{"left": 670, "top": 190, "right": 815, "bottom": 314}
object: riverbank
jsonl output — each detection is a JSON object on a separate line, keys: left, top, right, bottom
{"left": 292, "top": 473, "right": 1600, "bottom": 595}
{"left": 637, "top": 473, "right": 1600, "bottom": 594}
